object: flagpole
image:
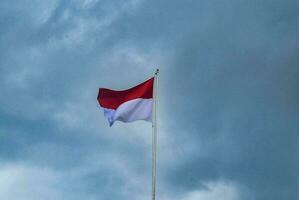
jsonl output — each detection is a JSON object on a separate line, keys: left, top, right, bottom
{"left": 152, "top": 69, "right": 159, "bottom": 200}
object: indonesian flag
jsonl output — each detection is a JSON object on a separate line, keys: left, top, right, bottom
{"left": 97, "top": 78, "right": 154, "bottom": 126}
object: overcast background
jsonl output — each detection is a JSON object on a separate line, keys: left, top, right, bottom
{"left": 1, "top": 0, "right": 299, "bottom": 199}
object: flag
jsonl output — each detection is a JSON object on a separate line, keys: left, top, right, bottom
{"left": 97, "top": 77, "right": 154, "bottom": 126}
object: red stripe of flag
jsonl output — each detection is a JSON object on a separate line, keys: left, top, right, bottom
{"left": 97, "top": 77, "right": 154, "bottom": 110}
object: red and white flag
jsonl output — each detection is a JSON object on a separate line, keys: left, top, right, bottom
{"left": 97, "top": 78, "right": 154, "bottom": 126}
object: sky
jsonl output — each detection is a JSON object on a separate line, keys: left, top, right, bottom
{"left": 0, "top": 0, "right": 299, "bottom": 199}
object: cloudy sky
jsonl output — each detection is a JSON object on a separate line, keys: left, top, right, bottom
{"left": 1, "top": 0, "right": 299, "bottom": 199}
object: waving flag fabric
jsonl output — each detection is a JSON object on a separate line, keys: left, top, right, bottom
{"left": 97, "top": 78, "right": 154, "bottom": 126}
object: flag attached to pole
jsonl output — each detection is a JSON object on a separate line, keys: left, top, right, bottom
{"left": 97, "top": 77, "right": 154, "bottom": 126}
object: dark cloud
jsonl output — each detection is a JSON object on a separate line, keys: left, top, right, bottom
{"left": 0, "top": 0, "right": 299, "bottom": 199}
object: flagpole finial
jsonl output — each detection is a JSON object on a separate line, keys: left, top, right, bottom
{"left": 155, "top": 69, "right": 159, "bottom": 75}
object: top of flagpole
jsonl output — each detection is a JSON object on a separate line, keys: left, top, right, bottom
{"left": 155, "top": 69, "right": 159, "bottom": 75}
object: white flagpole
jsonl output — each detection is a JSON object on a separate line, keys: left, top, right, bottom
{"left": 152, "top": 69, "right": 159, "bottom": 200}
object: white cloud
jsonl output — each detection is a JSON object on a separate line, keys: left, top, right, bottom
{"left": 0, "top": 164, "right": 69, "bottom": 200}
{"left": 47, "top": 0, "right": 144, "bottom": 51}
{"left": 181, "top": 180, "right": 240, "bottom": 200}
{"left": 0, "top": 156, "right": 150, "bottom": 200}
